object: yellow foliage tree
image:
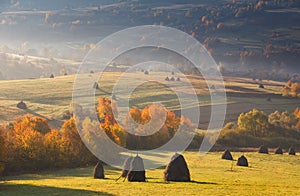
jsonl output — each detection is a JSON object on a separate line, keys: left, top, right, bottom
{"left": 44, "top": 129, "right": 63, "bottom": 167}
{"left": 5, "top": 123, "right": 45, "bottom": 171}
{"left": 238, "top": 109, "right": 269, "bottom": 137}
{"left": 13, "top": 114, "right": 51, "bottom": 134}
{"left": 60, "top": 117, "right": 94, "bottom": 167}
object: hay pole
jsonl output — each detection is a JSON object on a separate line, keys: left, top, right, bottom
{"left": 115, "top": 175, "right": 123, "bottom": 182}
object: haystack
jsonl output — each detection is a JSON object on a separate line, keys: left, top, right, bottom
{"left": 165, "top": 76, "right": 170, "bottom": 81}
{"left": 93, "top": 82, "right": 99, "bottom": 89}
{"left": 288, "top": 147, "right": 296, "bottom": 155}
{"left": 237, "top": 155, "right": 248, "bottom": 167}
{"left": 144, "top": 70, "right": 149, "bottom": 75}
{"left": 259, "top": 84, "right": 264, "bottom": 88}
{"left": 50, "top": 74, "right": 54, "bottom": 78}
{"left": 164, "top": 153, "right": 190, "bottom": 182}
{"left": 258, "top": 145, "right": 269, "bottom": 154}
{"left": 93, "top": 161, "right": 105, "bottom": 179}
{"left": 176, "top": 77, "right": 181, "bottom": 81}
{"left": 274, "top": 147, "right": 283, "bottom": 154}
{"left": 170, "top": 77, "right": 175, "bottom": 81}
{"left": 221, "top": 149, "right": 233, "bottom": 160}
{"left": 17, "top": 101, "right": 27, "bottom": 109}
{"left": 127, "top": 155, "right": 146, "bottom": 182}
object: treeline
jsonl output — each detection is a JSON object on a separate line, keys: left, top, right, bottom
{"left": 96, "top": 98, "right": 194, "bottom": 150}
{"left": 0, "top": 98, "right": 195, "bottom": 175}
{"left": 218, "top": 108, "right": 300, "bottom": 148}
{"left": 0, "top": 115, "right": 96, "bottom": 175}
{"left": 2, "top": 97, "right": 298, "bottom": 175}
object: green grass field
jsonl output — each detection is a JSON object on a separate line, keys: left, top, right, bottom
{"left": 1, "top": 152, "right": 299, "bottom": 196}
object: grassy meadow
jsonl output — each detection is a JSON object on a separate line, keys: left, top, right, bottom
{"left": 0, "top": 72, "right": 299, "bottom": 129}
{"left": 1, "top": 152, "right": 299, "bottom": 196}
{"left": 1, "top": 72, "right": 299, "bottom": 195}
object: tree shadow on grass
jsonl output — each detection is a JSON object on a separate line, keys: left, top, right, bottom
{"left": 1, "top": 183, "right": 115, "bottom": 196}
{"left": 4, "top": 166, "right": 124, "bottom": 181}
{"left": 23, "top": 108, "right": 49, "bottom": 119}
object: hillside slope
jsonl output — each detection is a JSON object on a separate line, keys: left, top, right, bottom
{"left": 0, "top": 72, "right": 299, "bottom": 129}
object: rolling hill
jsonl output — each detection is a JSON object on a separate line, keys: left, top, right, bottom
{"left": 0, "top": 72, "right": 299, "bottom": 129}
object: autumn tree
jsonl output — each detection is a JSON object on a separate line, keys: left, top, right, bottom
{"left": 282, "top": 80, "right": 300, "bottom": 97}
{"left": 238, "top": 109, "right": 269, "bottom": 137}
{"left": 124, "top": 104, "right": 185, "bottom": 149}
{"left": 5, "top": 120, "right": 46, "bottom": 171}
{"left": 0, "top": 127, "right": 5, "bottom": 175}
{"left": 60, "top": 117, "right": 94, "bottom": 167}
{"left": 13, "top": 114, "right": 51, "bottom": 134}
{"left": 293, "top": 108, "right": 300, "bottom": 129}
{"left": 97, "top": 98, "right": 125, "bottom": 146}
{"left": 97, "top": 98, "right": 116, "bottom": 121}
{"left": 291, "top": 82, "right": 300, "bottom": 97}
{"left": 44, "top": 129, "right": 63, "bottom": 167}
{"left": 268, "top": 110, "right": 297, "bottom": 130}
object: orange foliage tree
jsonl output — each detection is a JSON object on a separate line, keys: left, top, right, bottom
{"left": 124, "top": 104, "right": 182, "bottom": 150}
{"left": 5, "top": 118, "right": 46, "bottom": 171}
{"left": 97, "top": 98, "right": 126, "bottom": 147}
{"left": 44, "top": 129, "right": 63, "bottom": 167}
{"left": 13, "top": 114, "right": 51, "bottom": 134}
{"left": 294, "top": 107, "right": 300, "bottom": 129}
{"left": 2, "top": 114, "right": 96, "bottom": 174}
{"left": 282, "top": 80, "right": 300, "bottom": 98}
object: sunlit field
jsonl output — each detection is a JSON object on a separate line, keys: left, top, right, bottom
{"left": 0, "top": 1, "right": 300, "bottom": 196}
{"left": 1, "top": 72, "right": 299, "bottom": 128}
{"left": 1, "top": 152, "right": 299, "bottom": 196}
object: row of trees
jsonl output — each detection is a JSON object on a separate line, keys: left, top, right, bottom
{"left": 0, "top": 98, "right": 193, "bottom": 175}
{"left": 96, "top": 98, "right": 192, "bottom": 150}
{"left": 0, "top": 115, "right": 96, "bottom": 175}
{"left": 218, "top": 108, "right": 300, "bottom": 147}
